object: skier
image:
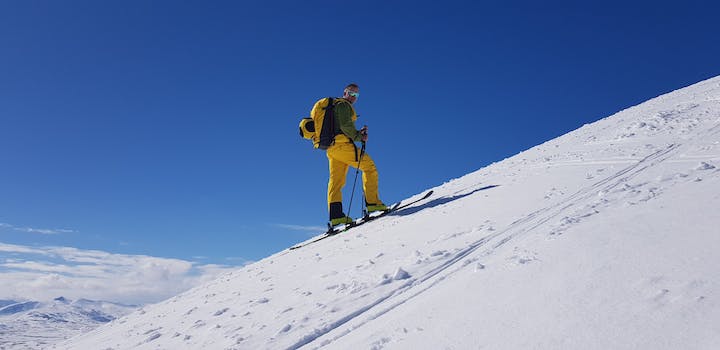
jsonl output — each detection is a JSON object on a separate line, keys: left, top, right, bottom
{"left": 326, "top": 83, "right": 387, "bottom": 225}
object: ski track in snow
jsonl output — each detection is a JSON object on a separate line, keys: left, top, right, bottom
{"left": 53, "top": 77, "right": 720, "bottom": 350}
{"left": 301, "top": 142, "right": 702, "bottom": 348}
{"left": 304, "top": 85, "right": 719, "bottom": 348}
{"left": 323, "top": 91, "right": 708, "bottom": 348}
{"left": 298, "top": 117, "right": 720, "bottom": 348}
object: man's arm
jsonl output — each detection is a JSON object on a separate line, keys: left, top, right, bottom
{"left": 335, "top": 102, "right": 363, "bottom": 141}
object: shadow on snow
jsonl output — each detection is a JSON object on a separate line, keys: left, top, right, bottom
{"left": 389, "top": 185, "right": 500, "bottom": 217}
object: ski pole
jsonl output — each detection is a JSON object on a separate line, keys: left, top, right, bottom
{"left": 346, "top": 141, "right": 366, "bottom": 220}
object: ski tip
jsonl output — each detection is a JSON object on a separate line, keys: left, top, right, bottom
{"left": 416, "top": 190, "right": 433, "bottom": 201}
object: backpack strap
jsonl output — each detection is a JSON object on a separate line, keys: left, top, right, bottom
{"left": 326, "top": 97, "right": 335, "bottom": 139}
{"left": 318, "top": 97, "right": 336, "bottom": 149}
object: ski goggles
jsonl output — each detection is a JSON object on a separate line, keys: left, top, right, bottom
{"left": 346, "top": 90, "right": 360, "bottom": 98}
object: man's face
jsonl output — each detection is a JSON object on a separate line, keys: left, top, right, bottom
{"left": 344, "top": 86, "right": 359, "bottom": 104}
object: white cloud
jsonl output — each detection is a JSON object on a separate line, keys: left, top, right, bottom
{"left": 272, "top": 223, "right": 326, "bottom": 233}
{"left": 0, "top": 222, "right": 76, "bottom": 235}
{"left": 0, "top": 242, "right": 243, "bottom": 305}
{"left": 0, "top": 243, "right": 48, "bottom": 255}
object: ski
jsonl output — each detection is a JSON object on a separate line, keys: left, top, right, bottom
{"left": 289, "top": 190, "right": 433, "bottom": 250}
{"left": 354, "top": 189, "right": 433, "bottom": 227}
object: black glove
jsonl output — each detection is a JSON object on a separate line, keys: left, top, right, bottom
{"left": 359, "top": 125, "right": 368, "bottom": 142}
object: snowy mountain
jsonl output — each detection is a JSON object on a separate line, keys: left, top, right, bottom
{"left": 0, "top": 297, "right": 136, "bottom": 350}
{"left": 0, "top": 300, "right": 19, "bottom": 308}
{"left": 56, "top": 76, "right": 720, "bottom": 349}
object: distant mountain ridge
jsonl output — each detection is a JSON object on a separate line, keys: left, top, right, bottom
{"left": 0, "top": 301, "right": 41, "bottom": 316}
{"left": 0, "top": 297, "right": 136, "bottom": 350}
{"left": 0, "top": 300, "right": 18, "bottom": 308}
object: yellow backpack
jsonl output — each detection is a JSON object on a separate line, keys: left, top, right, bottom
{"left": 299, "top": 97, "right": 340, "bottom": 150}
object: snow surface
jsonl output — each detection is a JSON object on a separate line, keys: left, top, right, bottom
{"left": 55, "top": 76, "right": 720, "bottom": 349}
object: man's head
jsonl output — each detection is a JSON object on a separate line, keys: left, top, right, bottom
{"left": 343, "top": 83, "right": 360, "bottom": 104}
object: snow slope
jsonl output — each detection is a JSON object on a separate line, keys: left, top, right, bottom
{"left": 56, "top": 76, "right": 720, "bottom": 349}
{"left": 0, "top": 297, "right": 136, "bottom": 350}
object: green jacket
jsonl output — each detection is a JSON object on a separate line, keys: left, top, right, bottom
{"left": 333, "top": 99, "right": 363, "bottom": 142}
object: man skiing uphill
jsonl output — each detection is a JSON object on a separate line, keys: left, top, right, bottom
{"left": 324, "top": 83, "right": 387, "bottom": 226}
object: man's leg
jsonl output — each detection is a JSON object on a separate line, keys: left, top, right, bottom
{"left": 357, "top": 153, "right": 383, "bottom": 207}
{"left": 327, "top": 142, "right": 385, "bottom": 218}
{"left": 327, "top": 150, "right": 349, "bottom": 221}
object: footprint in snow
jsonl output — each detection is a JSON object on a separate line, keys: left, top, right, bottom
{"left": 143, "top": 327, "right": 162, "bottom": 335}
{"left": 544, "top": 187, "right": 565, "bottom": 199}
{"left": 144, "top": 333, "right": 161, "bottom": 343}
{"left": 370, "top": 337, "right": 392, "bottom": 350}
{"left": 462, "top": 257, "right": 478, "bottom": 267}
{"left": 695, "top": 161, "right": 716, "bottom": 170}
{"left": 277, "top": 324, "right": 292, "bottom": 334}
{"left": 213, "top": 308, "right": 229, "bottom": 316}
{"left": 430, "top": 250, "right": 450, "bottom": 258}
{"left": 508, "top": 249, "right": 539, "bottom": 265}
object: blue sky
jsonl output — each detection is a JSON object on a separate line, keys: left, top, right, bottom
{"left": 1, "top": 0, "right": 719, "bottom": 272}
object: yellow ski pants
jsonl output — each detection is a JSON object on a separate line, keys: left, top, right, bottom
{"left": 326, "top": 140, "right": 382, "bottom": 210}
